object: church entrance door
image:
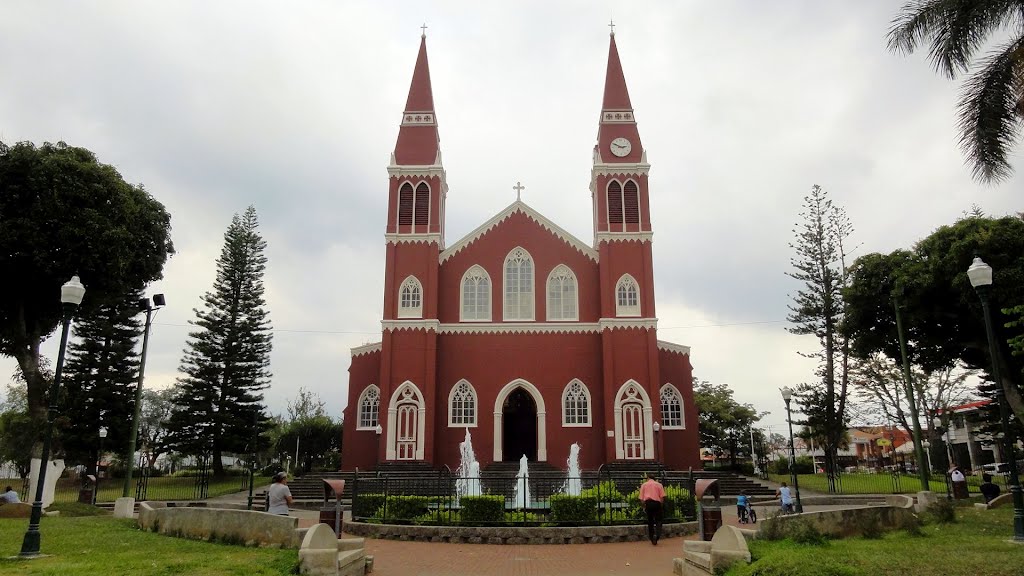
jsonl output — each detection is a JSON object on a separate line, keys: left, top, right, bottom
{"left": 396, "top": 404, "right": 418, "bottom": 460}
{"left": 622, "top": 402, "right": 645, "bottom": 459}
{"left": 502, "top": 388, "right": 538, "bottom": 461}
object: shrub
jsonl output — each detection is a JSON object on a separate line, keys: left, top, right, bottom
{"left": 504, "top": 511, "right": 545, "bottom": 525}
{"left": 381, "top": 495, "right": 429, "bottom": 521}
{"left": 897, "top": 512, "right": 924, "bottom": 536}
{"left": 787, "top": 516, "right": 827, "bottom": 545}
{"left": 600, "top": 509, "right": 643, "bottom": 524}
{"left": 760, "top": 510, "right": 788, "bottom": 541}
{"left": 926, "top": 499, "right": 957, "bottom": 524}
{"left": 460, "top": 495, "right": 505, "bottom": 524}
{"left": 412, "top": 508, "right": 458, "bottom": 526}
{"left": 353, "top": 493, "right": 386, "bottom": 519}
{"left": 855, "top": 511, "right": 883, "bottom": 539}
{"left": 664, "top": 485, "right": 693, "bottom": 519}
{"left": 580, "top": 480, "right": 624, "bottom": 503}
{"left": 549, "top": 494, "right": 597, "bottom": 524}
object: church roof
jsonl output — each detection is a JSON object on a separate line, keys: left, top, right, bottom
{"left": 602, "top": 34, "right": 632, "bottom": 111}
{"left": 439, "top": 200, "right": 598, "bottom": 263}
{"left": 394, "top": 35, "right": 440, "bottom": 165}
{"left": 404, "top": 35, "right": 434, "bottom": 112}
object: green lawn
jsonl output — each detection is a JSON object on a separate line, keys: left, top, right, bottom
{"left": 3, "top": 476, "right": 272, "bottom": 504}
{"left": 727, "top": 506, "right": 1024, "bottom": 576}
{"left": 767, "top": 473, "right": 951, "bottom": 494}
{"left": 0, "top": 513, "right": 296, "bottom": 575}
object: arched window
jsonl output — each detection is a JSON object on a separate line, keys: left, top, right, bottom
{"left": 503, "top": 247, "right": 534, "bottom": 321}
{"left": 623, "top": 179, "right": 639, "bottom": 224}
{"left": 607, "top": 180, "right": 623, "bottom": 225}
{"left": 660, "top": 384, "right": 685, "bottom": 429}
{"left": 357, "top": 385, "right": 380, "bottom": 430}
{"left": 615, "top": 274, "right": 640, "bottom": 317}
{"left": 398, "top": 276, "right": 422, "bottom": 318}
{"left": 398, "top": 182, "right": 414, "bottom": 226}
{"left": 562, "top": 379, "right": 592, "bottom": 426}
{"left": 448, "top": 380, "right": 477, "bottom": 427}
{"left": 546, "top": 265, "right": 578, "bottom": 321}
{"left": 461, "top": 266, "right": 491, "bottom": 321}
{"left": 414, "top": 182, "right": 430, "bottom": 227}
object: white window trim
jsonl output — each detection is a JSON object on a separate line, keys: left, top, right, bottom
{"left": 606, "top": 178, "right": 624, "bottom": 227}
{"left": 356, "top": 384, "right": 381, "bottom": 431}
{"left": 561, "top": 379, "right": 592, "bottom": 427}
{"left": 447, "top": 379, "right": 479, "bottom": 427}
{"left": 459, "top": 265, "right": 492, "bottom": 322}
{"left": 413, "top": 180, "right": 432, "bottom": 232}
{"left": 396, "top": 181, "right": 414, "bottom": 230}
{"left": 615, "top": 273, "right": 641, "bottom": 317}
{"left": 659, "top": 383, "right": 685, "bottom": 430}
{"left": 502, "top": 246, "right": 535, "bottom": 321}
{"left": 386, "top": 381, "right": 426, "bottom": 461}
{"left": 493, "top": 379, "right": 547, "bottom": 462}
{"left": 398, "top": 275, "right": 423, "bottom": 319}
{"left": 546, "top": 264, "right": 579, "bottom": 322}
{"left": 613, "top": 380, "right": 654, "bottom": 460}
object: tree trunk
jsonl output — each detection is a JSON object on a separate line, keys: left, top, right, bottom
{"left": 12, "top": 341, "right": 46, "bottom": 459}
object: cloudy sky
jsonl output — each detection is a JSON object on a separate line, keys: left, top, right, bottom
{"left": 1, "top": 1, "right": 1020, "bottom": 435}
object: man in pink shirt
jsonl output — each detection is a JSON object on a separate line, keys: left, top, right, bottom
{"left": 639, "top": 473, "right": 666, "bottom": 545}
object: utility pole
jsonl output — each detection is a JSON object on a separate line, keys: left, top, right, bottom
{"left": 124, "top": 294, "right": 164, "bottom": 497}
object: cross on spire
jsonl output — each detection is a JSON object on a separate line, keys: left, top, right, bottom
{"left": 421, "top": 23, "right": 428, "bottom": 38}
{"left": 513, "top": 181, "right": 525, "bottom": 200}
{"left": 608, "top": 19, "right": 615, "bottom": 36}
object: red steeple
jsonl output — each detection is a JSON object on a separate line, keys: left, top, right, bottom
{"left": 602, "top": 34, "right": 633, "bottom": 111}
{"left": 394, "top": 35, "right": 440, "bottom": 166}
{"left": 596, "top": 32, "right": 643, "bottom": 164}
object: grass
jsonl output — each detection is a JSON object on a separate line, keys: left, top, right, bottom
{"left": 726, "top": 506, "right": 1024, "bottom": 576}
{"left": 3, "top": 476, "right": 272, "bottom": 504}
{"left": 767, "top": 473, "right": 952, "bottom": 494}
{"left": 0, "top": 513, "right": 297, "bottom": 575}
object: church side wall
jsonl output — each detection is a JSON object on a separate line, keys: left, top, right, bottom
{"left": 342, "top": 350, "right": 382, "bottom": 471}
{"left": 433, "top": 332, "right": 605, "bottom": 470}
{"left": 658, "top": 349, "right": 702, "bottom": 471}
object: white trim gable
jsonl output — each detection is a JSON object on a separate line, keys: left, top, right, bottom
{"left": 657, "top": 340, "right": 691, "bottom": 356}
{"left": 350, "top": 342, "right": 382, "bottom": 358}
{"left": 440, "top": 200, "right": 599, "bottom": 264}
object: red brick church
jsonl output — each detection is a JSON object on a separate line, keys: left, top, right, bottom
{"left": 341, "top": 31, "right": 700, "bottom": 472}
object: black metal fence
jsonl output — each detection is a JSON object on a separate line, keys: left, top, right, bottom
{"left": 351, "top": 468, "right": 696, "bottom": 526}
{"left": 766, "top": 470, "right": 1012, "bottom": 498}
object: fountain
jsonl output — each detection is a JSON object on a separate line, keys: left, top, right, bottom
{"left": 455, "top": 428, "right": 482, "bottom": 502}
{"left": 512, "top": 454, "right": 531, "bottom": 509}
{"left": 563, "top": 443, "right": 582, "bottom": 496}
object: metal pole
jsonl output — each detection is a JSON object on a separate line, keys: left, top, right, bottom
{"left": 893, "top": 295, "right": 931, "bottom": 488}
{"left": 123, "top": 305, "right": 153, "bottom": 497}
{"left": 20, "top": 307, "right": 75, "bottom": 557}
{"left": 785, "top": 399, "right": 803, "bottom": 513}
{"left": 247, "top": 410, "right": 258, "bottom": 510}
{"left": 977, "top": 287, "right": 1024, "bottom": 541}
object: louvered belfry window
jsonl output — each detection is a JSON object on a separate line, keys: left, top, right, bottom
{"left": 623, "top": 180, "right": 639, "bottom": 224}
{"left": 414, "top": 183, "right": 430, "bottom": 227}
{"left": 607, "top": 181, "right": 624, "bottom": 224}
{"left": 398, "top": 183, "right": 414, "bottom": 226}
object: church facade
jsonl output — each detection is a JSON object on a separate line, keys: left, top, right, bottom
{"left": 341, "top": 33, "right": 700, "bottom": 472}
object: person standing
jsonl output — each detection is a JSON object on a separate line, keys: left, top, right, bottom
{"left": 736, "top": 491, "right": 749, "bottom": 524}
{"left": 267, "top": 472, "right": 294, "bottom": 515}
{"left": 639, "top": 473, "right": 666, "bottom": 545}
{"left": 979, "top": 473, "right": 1001, "bottom": 504}
{"left": 950, "top": 465, "right": 969, "bottom": 500}
{"left": 776, "top": 482, "right": 793, "bottom": 513}
{"left": 1, "top": 486, "right": 19, "bottom": 504}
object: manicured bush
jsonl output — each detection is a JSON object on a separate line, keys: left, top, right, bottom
{"left": 664, "top": 484, "right": 693, "bottom": 519}
{"left": 381, "top": 495, "right": 429, "bottom": 521}
{"left": 353, "top": 492, "right": 386, "bottom": 519}
{"left": 504, "top": 511, "right": 546, "bottom": 525}
{"left": 580, "top": 480, "right": 624, "bottom": 503}
{"left": 460, "top": 495, "right": 505, "bottom": 524}
{"left": 412, "top": 508, "right": 459, "bottom": 526}
{"left": 549, "top": 494, "right": 597, "bottom": 524}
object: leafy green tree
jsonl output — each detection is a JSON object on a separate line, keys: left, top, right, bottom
{"left": 0, "top": 379, "right": 36, "bottom": 477}
{"left": 887, "top": 1, "right": 1024, "bottom": 183}
{"left": 844, "top": 214, "right": 1024, "bottom": 425}
{"left": 693, "top": 379, "right": 763, "bottom": 468}
{"left": 786, "top": 184, "right": 853, "bottom": 481}
{"left": 274, "top": 388, "right": 341, "bottom": 474}
{"left": 0, "top": 141, "right": 173, "bottom": 447}
{"left": 166, "top": 207, "right": 272, "bottom": 475}
{"left": 58, "top": 289, "right": 142, "bottom": 474}
{"left": 138, "top": 386, "right": 176, "bottom": 470}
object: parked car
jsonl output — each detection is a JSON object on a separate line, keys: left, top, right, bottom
{"left": 982, "top": 460, "right": 1024, "bottom": 477}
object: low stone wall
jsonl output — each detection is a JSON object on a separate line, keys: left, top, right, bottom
{"left": 138, "top": 501, "right": 301, "bottom": 548}
{"left": 345, "top": 520, "right": 697, "bottom": 544}
{"left": 756, "top": 495, "right": 915, "bottom": 539}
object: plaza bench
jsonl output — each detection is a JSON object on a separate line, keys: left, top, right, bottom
{"left": 298, "top": 523, "right": 372, "bottom": 575}
{"left": 674, "top": 525, "right": 751, "bottom": 576}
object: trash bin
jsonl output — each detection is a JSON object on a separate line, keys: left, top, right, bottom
{"left": 700, "top": 505, "right": 723, "bottom": 540}
{"left": 694, "top": 478, "right": 722, "bottom": 541}
{"left": 320, "top": 479, "right": 346, "bottom": 536}
{"left": 78, "top": 474, "right": 97, "bottom": 505}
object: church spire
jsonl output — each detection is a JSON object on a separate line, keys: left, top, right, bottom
{"left": 595, "top": 32, "right": 643, "bottom": 165}
{"left": 602, "top": 32, "right": 633, "bottom": 112}
{"left": 393, "top": 34, "right": 440, "bottom": 166}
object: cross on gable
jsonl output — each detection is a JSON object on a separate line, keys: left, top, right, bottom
{"left": 608, "top": 19, "right": 615, "bottom": 36}
{"left": 513, "top": 181, "right": 525, "bottom": 200}
{"left": 421, "top": 23, "right": 428, "bottom": 37}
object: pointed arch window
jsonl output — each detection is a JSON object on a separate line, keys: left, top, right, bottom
{"left": 623, "top": 179, "right": 640, "bottom": 224}
{"left": 357, "top": 385, "right": 380, "bottom": 430}
{"left": 448, "top": 380, "right": 478, "bottom": 427}
{"left": 660, "top": 384, "right": 685, "bottom": 429}
{"left": 546, "top": 265, "right": 578, "bottom": 321}
{"left": 562, "top": 380, "right": 592, "bottom": 427}
{"left": 503, "top": 247, "right": 534, "bottom": 321}
{"left": 461, "top": 266, "right": 491, "bottom": 321}
{"left": 398, "top": 183, "right": 414, "bottom": 226}
{"left": 607, "top": 180, "right": 624, "bottom": 225}
{"left": 398, "top": 276, "right": 422, "bottom": 318}
{"left": 615, "top": 274, "right": 640, "bottom": 317}
{"left": 414, "top": 182, "right": 430, "bottom": 227}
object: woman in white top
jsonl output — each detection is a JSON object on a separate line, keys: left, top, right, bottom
{"left": 267, "top": 472, "right": 294, "bottom": 515}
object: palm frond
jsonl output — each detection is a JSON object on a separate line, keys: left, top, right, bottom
{"left": 888, "top": 0, "right": 1024, "bottom": 78}
{"left": 956, "top": 36, "right": 1024, "bottom": 182}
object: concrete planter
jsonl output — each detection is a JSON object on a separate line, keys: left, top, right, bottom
{"left": 345, "top": 520, "right": 697, "bottom": 544}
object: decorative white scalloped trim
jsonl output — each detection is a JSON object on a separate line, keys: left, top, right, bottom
{"left": 439, "top": 322, "right": 601, "bottom": 335}
{"left": 384, "top": 233, "right": 443, "bottom": 247}
{"left": 387, "top": 165, "right": 446, "bottom": 179}
{"left": 350, "top": 342, "right": 382, "bottom": 357}
{"left": 595, "top": 232, "right": 653, "bottom": 245}
{"left": 590, "top": 151, "right": 650, "bottom": 178}
{"left": 382, "top": 319, "right": 440, "bottom": 332}
{"left": 439, "top": 201, "right": 599, "bottom": 264}
{"left": 599, "top": 318, "right": 658, "bottom": 331}
{"left": 657, "top": 340, "right": 691, "bottom": 356}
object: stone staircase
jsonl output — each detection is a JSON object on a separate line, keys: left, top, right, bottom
{"left": 254, "top": 471, "right": 354, "bottom": 510}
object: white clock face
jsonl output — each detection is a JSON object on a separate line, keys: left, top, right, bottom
{"left": 610, "top": 137, "right": 632, "bottom": 157}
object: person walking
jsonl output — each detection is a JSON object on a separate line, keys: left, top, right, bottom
{"left": 639, "top": 473, "right": 666, "bottom": 545}
{"left": 267, "top": 472, "right": 294, "bottom": 515}
{"left": 776, "top": 482, "right": 793, "bottom": 514}
{"left": 736, "top": 491, "right": 749, "bottom": 524}
{"left": 1, "top": 486, "right": 19, "bottom": 504}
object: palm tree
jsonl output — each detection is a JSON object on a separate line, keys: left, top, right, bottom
{"left": 887, "top": 1, "right": 1024, "bottom": 183}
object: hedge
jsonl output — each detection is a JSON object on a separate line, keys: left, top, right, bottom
{"left": 353, "top": 493, "right": 386, "bottom": 519}
{"left": 549, "top": 494, "right": 598, "bottom": 524}
{"left": 460, "top": 495, "right": 505, "bottom": 524}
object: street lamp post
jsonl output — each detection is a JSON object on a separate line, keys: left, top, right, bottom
{"left": 653, "top": 421, "right": 661, "bottom": 463}
{"left": 374, "top": 424, "right": 383, "bottom": 469}
{"left": 922, "top": 439, "right": 932, "bottom": 481}
{"left": 20, "top": 276, "right": 86, "bottom": 557}
{"left": 780, "top": 387, "right": 804, "bottom": 513}
{"left": 966, "top": 257, "right": 1024, "bottom": 541}
{"left": 96, "top": 426, "right": 108, "bottom": 505}
{"left": 123, "top": 294, "right": 165, "bottom": 497}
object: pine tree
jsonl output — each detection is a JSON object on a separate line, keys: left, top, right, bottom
{"left": 167, "top": 206, "right": 272, "bottom": 475}
{"left": 60, "top": 289, "right": 143, "bottom": 475}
